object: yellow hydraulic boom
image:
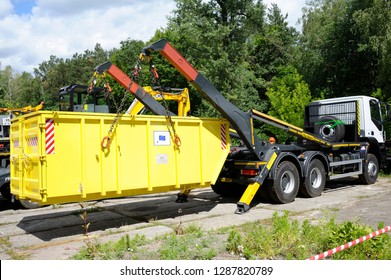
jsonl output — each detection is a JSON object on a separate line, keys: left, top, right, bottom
{"left": 0, "top": 102, "right": 44, "bottom": 115}
{"left": 126, "top": 86, "right": 190, "bottom": 117}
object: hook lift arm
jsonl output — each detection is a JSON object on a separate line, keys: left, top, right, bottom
{"left": 94, "top": 61, "right": 175, "bottom": 117}
{"left": 141, "top": 39, "right": 265, "bottom": 161}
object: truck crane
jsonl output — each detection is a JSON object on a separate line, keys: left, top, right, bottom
{"left": 95, "top": 39, "right": 390, "bottom": 213}
{"left": 9, "top": 40, "right": 389, "bottom": 214}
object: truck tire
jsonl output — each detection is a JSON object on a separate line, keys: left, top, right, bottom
{"left": 268, "top": 161, "right": 299, "bottom": 204}
{"left": 16, "top": 199, "right": 40, "bottom": 209}
{"left": 314, "top": 116, "right": 345, "bottom": 142}
{"left": 0, "top": 182, "right": 11, "bottom": 200}
{"left": 300, "top": 159, "right": 326, "bottom": 198}
{"left": 0, "top": 182, "right": 39, "bottom": 209}
{"left": 359, "top": 153, "right": 379, "bottom": 185}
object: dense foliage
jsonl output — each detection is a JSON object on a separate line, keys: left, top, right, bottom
{"left": 1, "top": 0, "right": 390, "bottom": 142}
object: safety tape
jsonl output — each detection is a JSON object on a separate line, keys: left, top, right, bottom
{"left": 307, "top": 225, "right": 391, "bottom": 260}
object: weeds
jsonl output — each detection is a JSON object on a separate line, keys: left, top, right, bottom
{"left": 225, "top": 211, "right": 391, "bottom": 260}
{"left": 72, "top": 234, "right": 147, "bottom": 260}
{"left": 71, "top": 211, "right": 391, "bottom": 260}
{"left": 159, "top": 224, "right": 217, "bottom": 260}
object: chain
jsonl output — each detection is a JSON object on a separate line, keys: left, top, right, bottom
{"left": 83, "top": 76, "right": 97, "bottom": 110}
{"left": 101, "top": 57, "right": 144, "bottom": 149}
{"left": 149, "top": 61, "right": 181, "bottom": 147}
{"left": 101, "top": 78, "right": 130, "bottom": 149}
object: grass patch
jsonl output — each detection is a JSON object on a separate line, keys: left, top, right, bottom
{"left": 72, "top": 234, "right": 148, "bottom": 260}
{"left": 71, "top": 211, "right": 391, "bottom": 260}
{"left": 226, "top": 211, "right": 391, "bottom": 260}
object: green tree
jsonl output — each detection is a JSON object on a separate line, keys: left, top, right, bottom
{"left": 249, "top": 3, "right": 298, "bottom": 95}
{"left": 107, "top": 39, "right": 152, "bottom": 113}
{"left": 265, "top": 66, "right": 312, "bottom": 143}
{"left": 152, "top": 0, "right": 269, "bottom": 117}
{"left": 352, "top": 0, "right": 391, "bottom": 100}
{"left": 34, "top": 44, "right": 109, "bottom": 109}
{"left": 299, "top": 0, "right": 391, "bottom": 99}
{"left": 0, "top": 65, "right": 41, "bottom": 108}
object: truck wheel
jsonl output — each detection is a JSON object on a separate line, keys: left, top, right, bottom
{"left": 0, "top": 182, "right": 11, "bottom": 200}
{"left": 300, "top": 159, "right": 326, "bottom": 198}
{"left": 268, "top": 161, "right": 299, "bottom": 204}
{"left": 314, "top": 116, "right": 345, "bottom": 142}
{"left": 16, "top": 199, "right": 40, "bottom": 209}
{"left": 359, "top": 153, "right": 379, "bottom": 185}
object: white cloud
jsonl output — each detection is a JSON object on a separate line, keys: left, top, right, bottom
{"left": 0, "top": 0, "right": 13, "bottom": 17}
{"left": 0, "top": 0, "right": 307, "bottom": 74}
{"left": 0, "top": 0, "right": 175, "bottom": 73}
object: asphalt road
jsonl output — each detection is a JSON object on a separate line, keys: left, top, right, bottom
{"left": 0, "top": 176, "right": 390, "bottom": 260}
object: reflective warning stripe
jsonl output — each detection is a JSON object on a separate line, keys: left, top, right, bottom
{"left": 221, "top": 124, "right": 227, "bottom": 150}
{"left": 45, "top": 119, "right": 55, "bottom": 154}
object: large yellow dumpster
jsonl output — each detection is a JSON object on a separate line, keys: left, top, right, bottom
{"left": 10, "top": 111, "right": 230, "bottom": 205}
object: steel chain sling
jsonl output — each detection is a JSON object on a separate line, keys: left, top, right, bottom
{"left": 149, "top": 60, "right": 181, "bottom": 147}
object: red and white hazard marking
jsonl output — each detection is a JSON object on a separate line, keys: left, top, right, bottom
{"left": 26, "top": 136, "right": 38, "bottom": 147}
{"left": 307, "top": 225, "right": 391, "bottom": 260}
{"left": 45, "top": 119, "right": 55, "bottom": 154}
{"left": 221, "top": 124, "right": 227, "bottom": 150}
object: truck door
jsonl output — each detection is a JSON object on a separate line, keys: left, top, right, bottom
{"left": 367, "top": 99, "right": 384, "bottom": 143}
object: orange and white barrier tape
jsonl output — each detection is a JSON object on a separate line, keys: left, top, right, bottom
{"left": 307, "top": 225, "right": 391, "bottom": 260}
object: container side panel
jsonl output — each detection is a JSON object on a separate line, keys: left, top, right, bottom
{"left": 176, "top": 122, "right": 201, "bottom": 184}
{"left": 148, "top": 119, "right": 178, "bottom": 188}
{"left": 115, "top": 118, "right": 149, "bottom": 190}
{"left": 82, "top": 118, "right": 104, "bottom": 195}
{"left": 45, "top": 117, "right": 82, "bottom": 198}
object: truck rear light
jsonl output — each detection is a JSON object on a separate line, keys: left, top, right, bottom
{"left": 241, "top": 169, "right": 258, "bottom": 176}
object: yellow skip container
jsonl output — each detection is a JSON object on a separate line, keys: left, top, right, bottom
{"left": 10, "top": 111, "right": 230, "bottom": 205}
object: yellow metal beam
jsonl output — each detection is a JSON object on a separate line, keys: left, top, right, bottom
{"left": 236, "top": 148, "right": 279, "bottom": 214}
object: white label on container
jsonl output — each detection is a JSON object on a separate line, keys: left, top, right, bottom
{"left": 156, "top": 153, "right": 168, "bottom": 164}
{"left": 2, "top": 117, "right": 10, "bottom": 126}
{"left": 154, "top": 131, "right": 170, "bottom": 146}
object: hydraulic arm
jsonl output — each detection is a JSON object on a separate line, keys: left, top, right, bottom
{"left": 0, "top": 102, "right": 44, "bottom": 115}
{"left": 94, "top": 62, "right": 175, "bottom": 117}
{"left": 141, "top": 39, "right": 265, "bottom": 161}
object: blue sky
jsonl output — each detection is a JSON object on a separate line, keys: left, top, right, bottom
{"left": 11, "top": 0, "right": 36, "bottom": 15}
{"left": 0, "top": 0, "right": 306, "bottom": 73}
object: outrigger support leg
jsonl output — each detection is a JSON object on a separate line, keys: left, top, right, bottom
{"left": 176, "top": 189, "right": 191, "bottom": 203}
{"left": 235, "top": 147, "right": 280, "bottom": 214}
